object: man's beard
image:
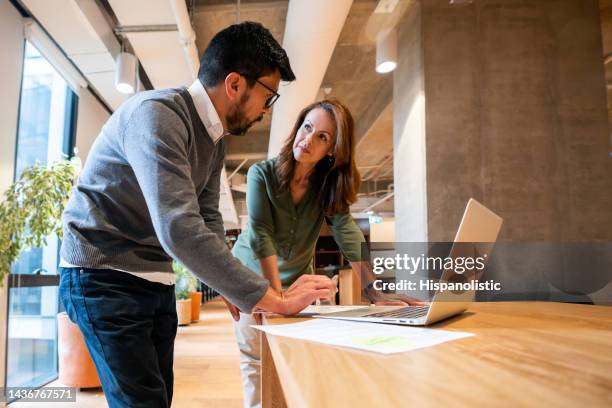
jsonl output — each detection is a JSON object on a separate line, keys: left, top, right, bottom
{"left": 226, "top": 92, "right": 263, "bottom": 136}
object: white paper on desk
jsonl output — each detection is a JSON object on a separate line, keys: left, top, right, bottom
{"left": 252, "top": 319, "right": 474, "bottom": 354}
{"left": 297, "top": 305, "right": 369, "bottom": 316}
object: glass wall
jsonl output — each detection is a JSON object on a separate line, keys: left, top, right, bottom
{"left": 6, "top": 41, "right": 76, "bottom": 389}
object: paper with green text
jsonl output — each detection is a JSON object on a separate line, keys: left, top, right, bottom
{"left": 253, "top": 319, "right": 473, "bottom": 354}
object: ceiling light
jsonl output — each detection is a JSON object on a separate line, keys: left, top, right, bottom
{"left": 376, "top": 29, "right": 397, "bottom": 74}
{"left": 115, "top": 52, "right": 137, "bottom": 94}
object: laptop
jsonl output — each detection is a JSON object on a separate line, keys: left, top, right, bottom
{"left": 316, "top": 198, "right": 503, "bottom": 326}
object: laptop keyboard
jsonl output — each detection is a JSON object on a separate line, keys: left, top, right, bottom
{"left": 366, "top": 306, "right": 430, "bottom": 319}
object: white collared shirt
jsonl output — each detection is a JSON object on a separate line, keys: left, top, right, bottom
{"left": 187, "top": 79, "right": 225, "bottom": 144}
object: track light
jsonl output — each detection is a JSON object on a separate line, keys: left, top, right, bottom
{"left": 115, "top": 51, "right": 137, "bottom": 94}
{"left": 376, "top": 28, "right": 397, "bottom": 74}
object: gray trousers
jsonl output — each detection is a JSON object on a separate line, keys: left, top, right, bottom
{"left": 232, "top": 312, "right": 262, "bottom": 408}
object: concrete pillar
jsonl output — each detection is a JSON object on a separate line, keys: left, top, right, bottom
{"left": 267, "top": 0, "right": 353, "bottom": 158}
{"left": 394, "top": 0, "right": 612, "bottom": 242}
{"left": 393, "top": 2, "right": 428, "bottom": 242}
{"left": 393, "top": 0, "right": 612, "bottom": 303}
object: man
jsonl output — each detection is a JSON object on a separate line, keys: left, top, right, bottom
{"left": 59, "top": 22, "right": 334, "bottom": 408}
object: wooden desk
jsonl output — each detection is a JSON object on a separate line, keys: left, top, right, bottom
{"left": 261, "top": 302, "right": 612, "bottom": 408}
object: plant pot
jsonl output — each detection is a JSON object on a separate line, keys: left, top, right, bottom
{"left": 176, "top": 298, "right": 192, "bottom": 326}
{"left": 57, "top": 312, "right": 101, "bottom": 388}
{"left": 190, "top": 291, "right": 202, "bottom": 322}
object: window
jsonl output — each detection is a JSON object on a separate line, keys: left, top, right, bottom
{"left": 6, "top": 41, "right": 77, "bottom": 390}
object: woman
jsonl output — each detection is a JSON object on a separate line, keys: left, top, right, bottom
{"left": 227, "top": 99, "right": 417, "bottom": 408}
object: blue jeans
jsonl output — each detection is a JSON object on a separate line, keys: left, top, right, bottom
{"left": 59, "top": 267, "right": 177, "bottom": 408}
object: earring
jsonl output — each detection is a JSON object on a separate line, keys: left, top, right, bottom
{"left": 327, "top": 155, "right": 334, "bottom": 165}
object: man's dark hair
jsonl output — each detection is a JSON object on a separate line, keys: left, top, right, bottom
{"left": 198, "top": 21, "right": 295, "bottom": 88}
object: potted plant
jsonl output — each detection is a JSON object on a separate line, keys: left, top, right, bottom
{"left": 173, "top": 262, "right": 198, "bottom": 325}
{"left": 174, "top": 262, "right": 203, "bottom": 322}
{"left": 189, "top": 282, "right": 202, "bottom": 323}
{"left": 0, "top": 159, "right": 95, "bottom": 387}
{"left": 0, "top": 158, "right": 79, "bottom": 283}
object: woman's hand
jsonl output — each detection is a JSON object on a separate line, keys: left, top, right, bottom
{"left": 365, "top": 287, "right": 429, "bottom": 306}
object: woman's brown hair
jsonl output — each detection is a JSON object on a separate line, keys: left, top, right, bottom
{"left": 275, "top": 98, "right": 360, "bottom": 215}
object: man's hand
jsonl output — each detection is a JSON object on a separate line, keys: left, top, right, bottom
{"left": 284, "top": 274, "right": 338, "bottom": 305}
{"left": 222, "top": 296, "right": 264, "bottom": 324}
{"left": 221, "top": 296, "right": 241, "bottom": 321}
{"left": 256, "top": 274, "right": 336, "bottom": 315}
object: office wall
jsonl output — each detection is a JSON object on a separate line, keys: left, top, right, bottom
{"left": 393, "top": 0, "right": 612, "bottom": 303}
{"left": 600, "top": 0, "right": 612, "bottom": 150}
{"left": 75, "top": 88, "right": 110, "bottom": 163}
{"left": 421, "top": 0, "right": 612, "bottom": 242}
{"left": 0, "top": 0, "right": 25, "bottom": 394}
{"left": 0, "top": 3, "right": 24, "bottom": 192}
{"left": 0, "top": 5, "right": 109, "bottom": 393}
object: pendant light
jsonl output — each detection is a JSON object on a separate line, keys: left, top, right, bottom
{"left": 376, "top": 28, "right": 397, "bottom": 74}
{"left": 115, "top": 46, "right": 137, "bottom": 94}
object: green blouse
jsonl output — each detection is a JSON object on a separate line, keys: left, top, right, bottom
{"left": 232, "top": 158, "right": 365, "bottom": 286}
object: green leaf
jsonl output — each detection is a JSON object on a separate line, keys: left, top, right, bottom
{"left": 0, "top": 159, "right": 79, "bottom": 285}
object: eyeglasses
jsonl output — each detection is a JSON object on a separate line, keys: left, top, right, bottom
{"left": 256, "top": 79, "right": 280, "bottom": 109}
{"left": 240, "top": 73, "right": 280, "bottom": 109}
